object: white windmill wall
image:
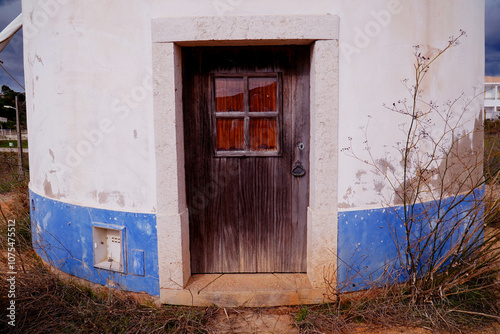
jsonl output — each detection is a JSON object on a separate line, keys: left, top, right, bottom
{"left": 23, "top": 0, "right": 484, "bottom": 304}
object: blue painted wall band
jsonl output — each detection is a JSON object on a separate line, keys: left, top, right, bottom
{"left": 30, "top": 189, "right": 160, "bottom": 296}
{"left": 337, "top": 187, "right": 485, "bottom": 292}
{"left": 30, "top": 186, "right": 484, "bottom": 297}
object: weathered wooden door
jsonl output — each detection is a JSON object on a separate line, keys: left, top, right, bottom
{"left": 183, "top": 46, "right": 309, "bottom": 273}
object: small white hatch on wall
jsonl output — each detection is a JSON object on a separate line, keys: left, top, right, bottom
{"left": 92, "top": 224, "right": 126, "bottom": 272}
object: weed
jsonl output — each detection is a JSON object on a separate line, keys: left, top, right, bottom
{"left": 296, "top": 305, "right": 308, "bottom": 322}
{"left": 329, "top": 32, "right": 500, "bottom": 333}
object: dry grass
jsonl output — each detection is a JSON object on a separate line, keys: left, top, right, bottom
{"left": 0, "top": 251, "right": 218, "bottom": 333}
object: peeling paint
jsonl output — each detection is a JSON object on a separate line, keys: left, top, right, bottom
{"left": 355, "top": 170, "right": 367, "bottom": 180}
{"left": 43, "top": 177, "right": 65, "bottom": 199}
{"left": 35, "top": 54, "right": 44, "bottom": 65}
{"left": 373, "top": 180, "right": 385, "bottom": 194}
{"left": 375, "top": 158, "right": 396, "bottom": 175}
{"left": 343, "top": 186, "right": 354, "bottom": 200}
{"left": 49, "top": 149, "right": 55, "bottom": 162}
{"left": 338, "top": 202, "right": 354, "bottom": 209}
{"left": 98, "top": 191, "right": 126, "bottom": 208}
{"left": 394, "top": 124, "right": 483, "bottom": 205}
{"left": 339, "top": 186, "right": 356, "bottom": 208}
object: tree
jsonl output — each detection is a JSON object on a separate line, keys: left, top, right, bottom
{"left": 0, "top": 85, "right": 26, "bottom": 130}
{"left": 1, "top": 85, "right": 13, "bottom": 95}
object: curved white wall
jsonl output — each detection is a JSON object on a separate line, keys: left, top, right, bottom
{"left": 22, "top": 0, "right": 484, "bottom": 213}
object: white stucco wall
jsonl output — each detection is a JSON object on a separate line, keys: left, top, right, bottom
{"left": 22, "top": 0, "right": 484, "bottom": 213}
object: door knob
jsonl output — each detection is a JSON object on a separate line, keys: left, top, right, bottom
{"left": 291, "top": 161, "right": 306, "bottom": 177}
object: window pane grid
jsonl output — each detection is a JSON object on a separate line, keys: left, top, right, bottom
{"left": 215, "top": 77, "right": 244, "bottom": 112}
{"left": 213, "top": 74, "right": 280, "bottom": 156}
{"left": 249, "top": 77, "right": 277, "bottom": 112}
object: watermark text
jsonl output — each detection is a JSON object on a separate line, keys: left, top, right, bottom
{"left": 6, "top": 219, "right": 17, "bottom": 327}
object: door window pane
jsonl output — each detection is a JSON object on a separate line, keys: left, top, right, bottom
{"left": 215, "top": 78, "right": 244, "bottom": 112}
{"left": 216, "top": 118, "right": 245, "bottom": 151}
{"left": 214, "top": 74, "right": 280, "bottom": 155}
{"left": 249, "top": 77, "right": 277, "bottom": 112}
{"left": 250, "top": 118, "right": 277, "bottom": 151}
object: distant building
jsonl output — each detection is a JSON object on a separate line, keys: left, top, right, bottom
{"left": 485, "top": 76, "right": 500, "bottom": 119}
{"left": 0, "top": 117, "right": 7, "bottom": 123}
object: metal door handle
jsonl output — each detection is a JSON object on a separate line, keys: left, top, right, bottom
{"left": 291, "top": 161, "right": 306, "bottom": 177}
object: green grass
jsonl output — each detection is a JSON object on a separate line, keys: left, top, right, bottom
{"left": 0, "top": 139, "right": 28, "bottom": 148}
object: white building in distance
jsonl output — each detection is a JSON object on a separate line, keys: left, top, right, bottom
{"left": 485, "top": 76, "right": 500, "bottom": 119}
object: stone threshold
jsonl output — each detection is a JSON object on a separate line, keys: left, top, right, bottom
{"left": 159, "top": 273, "right": 328, "bottom": 307}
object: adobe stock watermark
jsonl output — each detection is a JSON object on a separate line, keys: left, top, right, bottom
{"left": 6, "top": 219, "right": 17, "bottom": 327}
{"left": 22, "top": 0, "right": 69, "bottom": 39}
{"left": 340, "top": 0, "right": 403, "bottom": 64}
{"left": 54, "top": 70, "right": 153, "bottom": 171}
{"left": 22, "top": 0, "right": 97, "bottom": 39}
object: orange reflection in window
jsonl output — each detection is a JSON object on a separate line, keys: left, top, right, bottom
{"left": 216, "top": 118, "right": 245, "bottom": 151}
{"left": 215, "top": 78, "right": 244, "bottom": 112}
{"left": 250, "top": 118, "right": 277, "bottom": 151}
{"left": 249, "top": 77, "right": 277, "bottom": 112}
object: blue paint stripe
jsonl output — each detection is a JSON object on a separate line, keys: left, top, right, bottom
{"left": 30, "top": 190, "right": 160, "bottom": 296}
{"left": 337, "top": 187, "right": 485, "bottom": 292}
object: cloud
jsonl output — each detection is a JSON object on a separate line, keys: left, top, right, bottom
{"left": 0, "top": 30, "right": 24, "bottom": 89}
{"left": 0, "top": 0, "right": 22, "bottom": 28}
{"left": 486, "top": 0, "right": 500, "bottom": 76}
{"left": 0, "top": 0, "right": 23, "bottom": 90}
{"left": 486, "top": 46, "right": 500, "bottom": 77}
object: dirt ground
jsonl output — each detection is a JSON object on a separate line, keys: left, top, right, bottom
{"left": 206, "top": 308, "right": 500, "bottom": 333}
{"left": 0, "top": 191, "right": 17, "bottom": 216}
{"left": 206, "top": 307, "right": 500, "bottom": 333}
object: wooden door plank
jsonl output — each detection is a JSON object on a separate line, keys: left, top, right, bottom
{"left": 184, "top": 48, "right": 206, "bottom": 273}
{"left": 277, "top": 67, "right": 293, "bottom": 272}
{"left": 255, "top": 157, "right": 275, "bottom": 272}
{"left": 204, "top": 155, "right": 222, "bottom": 272}
{"left": 220, "top": 158, "right": 241, "bottom": 272}
{"left": 290, "top": 47, "right": 310, "bottom": 272}
{"left": 238, "top": 158, "right": 258, "bottom": 272}
{"left": 204, "top": 67, "right": 224, "bottom": 272}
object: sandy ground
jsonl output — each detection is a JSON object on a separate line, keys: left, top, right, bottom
{"left": 0, "top": 191, "right": 17, "bottom": 217}
{"left": 206, "top": 307, "right": 500, "bottom": 333}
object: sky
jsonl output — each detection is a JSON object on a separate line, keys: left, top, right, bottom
{"left": 0, "top": 0, "right": 500, "bottom": 91}
{"left": 486, "top": 0, "right": 500, "bottom": 76}
{"left": 0, "top": 0, "right": 23, "bottom": 91}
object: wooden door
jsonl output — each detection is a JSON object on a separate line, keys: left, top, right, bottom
{"left": 183, "top": 46, "right": 310, "bottom": 273}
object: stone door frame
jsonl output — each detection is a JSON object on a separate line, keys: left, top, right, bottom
{"left": 152, "top": 14, "right": 339, "bottom": 296}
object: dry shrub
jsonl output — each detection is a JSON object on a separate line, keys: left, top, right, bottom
{"left": 296, "top": 33, "right": 500, "bottom": 333}
{"left": 297, "top": 238, "right": 500, "bottom": 333}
